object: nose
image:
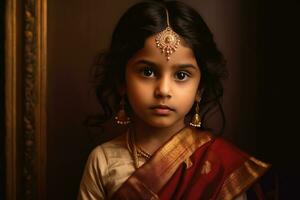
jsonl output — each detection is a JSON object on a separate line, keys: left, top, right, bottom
{"left": 154, "top": 76, "right": 172, "bottom": 99}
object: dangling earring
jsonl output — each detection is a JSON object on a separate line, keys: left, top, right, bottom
{"left": 190, "top": 93, "right": 202, "bottom": 128}
{"left": 115, "top": 96, "right": 131, "bottom": 125}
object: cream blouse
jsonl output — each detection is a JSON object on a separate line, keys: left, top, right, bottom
{"left": 78, "top": 133, "right": 146, "bottom": 199}
{"left": 77, "top": 132, "right": 247, "bottom": 200}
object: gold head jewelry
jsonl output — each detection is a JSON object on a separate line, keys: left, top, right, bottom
{"left": 155, "top": 9, "right": 181, "bottom": 61}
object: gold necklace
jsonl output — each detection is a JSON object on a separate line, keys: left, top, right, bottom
{"left": 136, "top": 146, "right": 152, "bottom": 160}
{"left": 127, "top": 128, "right": 152, "bottom": 169}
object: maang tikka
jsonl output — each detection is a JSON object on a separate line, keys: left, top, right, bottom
{"left": 115, "top": 96, "right": 131, "bottom": 125}
{"left": 155, "top": 9, "right": 180, "bottom": 61}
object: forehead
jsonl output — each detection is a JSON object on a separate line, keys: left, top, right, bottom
{"left": 127, "top": 35, "right": 198, "bottom": 67}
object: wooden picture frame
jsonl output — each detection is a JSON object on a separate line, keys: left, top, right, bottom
{"left": 5, "top": 0, "right": 47, "bottom": 199}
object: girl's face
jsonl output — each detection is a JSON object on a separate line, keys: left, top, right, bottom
{"left": 125, "top": 36, "right": 201, "bottom": 129}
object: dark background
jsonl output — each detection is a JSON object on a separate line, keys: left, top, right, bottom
{"left": 1, "top": 0, "right": 299, "bottom": 199}
{"left": 255, "top": 1, "right": 299, "bottom": 199}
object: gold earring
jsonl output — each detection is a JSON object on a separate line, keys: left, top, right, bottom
{"left": 190, "top": 94, "right": 202, "bottom": 128}
{"left": 114, "top": 97, "right": 131, "bottom": 125}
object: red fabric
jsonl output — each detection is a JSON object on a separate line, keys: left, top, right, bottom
{"left": 158, "top": 137, "right": 249, "bottom": 200}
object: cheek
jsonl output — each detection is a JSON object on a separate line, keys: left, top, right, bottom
{"left": 178, "top": 91, "right": 196, "bottom": 112}
{"left": 125, "top": 77, "right": 151, "bottom": 109}
{"left": 176, "top": 82, "right": 200, "bottom": 112}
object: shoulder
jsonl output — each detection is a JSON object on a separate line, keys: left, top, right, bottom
{"left": 195, "top": 130, "right": 268, "bottom": 170}
{"left": 83, "top": 132, "right": 132, "bottom": 183}
{"left": 202, "top": 134, "right": 271, "bottom": 199}
{"left": 87, "top": 131, "right": 135, "bottom": 174}
{"left": 192, "top": 129, "right": 245, "bottom": 157}
{"left": 210, "top": 136, "right": 270, "bottom": 168}
{"left": 88, "top": 132, "right": 129, "bottom": 163}
{"left": 192, "top": 129, "right": 248, "bottom": 167}
{"left": 210, "top": 136, "right": 249, "bottom": 165}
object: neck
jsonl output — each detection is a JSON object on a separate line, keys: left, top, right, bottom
{"left": 131, "top": 117, "right": 186, "bottom": 155}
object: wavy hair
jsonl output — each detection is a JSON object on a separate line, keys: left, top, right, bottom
{"left": 87, "top": 0, "right": 228, "bottom": 135}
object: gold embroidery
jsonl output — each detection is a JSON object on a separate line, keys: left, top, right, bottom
{"left": 201, "top": 161, "right": 212, "bottom": 174}
{"left": 184, "top": 158, "right": 193, "bottom": 169}
{"left": 216, "top": 157, "right": 270, "bottom": 200}
{"left": 124, "top": 127, "right": 213, "bottom": 196}
{"left": 157, "top": 128, "right": 212, "bottom": 173}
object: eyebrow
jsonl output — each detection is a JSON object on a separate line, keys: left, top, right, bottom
{"left": 134, "top": 59, "right": 198, "bottom": 71}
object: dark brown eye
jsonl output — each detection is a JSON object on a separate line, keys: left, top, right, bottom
{"left": 142, "top": 67, "right": 154, "bottom": 77}
{"left": 175, "top": 71, "right": 189, "bottom": 81}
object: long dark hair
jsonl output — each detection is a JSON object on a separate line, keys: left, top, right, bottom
{"left": 87, "top": 0, "right": 228, "bottom": 135}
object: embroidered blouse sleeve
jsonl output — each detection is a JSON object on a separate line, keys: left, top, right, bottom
{"left": 77, "top": 146, "right": 108, "bottom": 200}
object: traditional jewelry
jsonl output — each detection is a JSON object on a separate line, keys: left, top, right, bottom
{"left": 190, "top": 92, "right": 202, "bottom": 128}
{"left": 126, "top": 129, "right": 139, "bottom": 169}
{"left": 114, "top": 96, "right": 131, "bottom": 125}
{"left": 126, "top": 128, "right": 152, "bottom": 169}
{"left": 155, "top": 9, "right": 180, "bottom": 61}
{"left": 136, "top": 146, "right": 152, "bottom": 160}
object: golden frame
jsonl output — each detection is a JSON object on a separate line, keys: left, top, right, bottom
{"left": 5, "top": 0, "right": 47, "bottom": 199}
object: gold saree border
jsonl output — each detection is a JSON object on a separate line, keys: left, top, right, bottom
{"left": 217, "top": 156, "right": 271, "bottom": 200}
{"left": 116, "top": 127, "right": 212, "bottom": 199}
{"left": 153, "top": 127, "right": 212, "bottom": 179}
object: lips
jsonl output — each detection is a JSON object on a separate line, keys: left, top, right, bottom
{"left": 150, "top": 105, "right": 175, "bottom": 115}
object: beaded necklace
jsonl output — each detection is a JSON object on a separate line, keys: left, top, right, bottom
{"left": 126, "top": 129, "right": 152, "bottom": 169}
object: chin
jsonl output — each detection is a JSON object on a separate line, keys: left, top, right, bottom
{"left": 145, "top": 119, "right": 177, "bottom": 129}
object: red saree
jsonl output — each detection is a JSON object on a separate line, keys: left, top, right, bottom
{"left": 113, "top": 127, "right": 270, "bottom": 200}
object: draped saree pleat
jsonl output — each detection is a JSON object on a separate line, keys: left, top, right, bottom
{"left": 112, "top": 127, "right": 270, "bottom": 200}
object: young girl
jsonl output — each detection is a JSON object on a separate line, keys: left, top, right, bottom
{"left": 78, "top": 1, "right": 270, "bottom": 199}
